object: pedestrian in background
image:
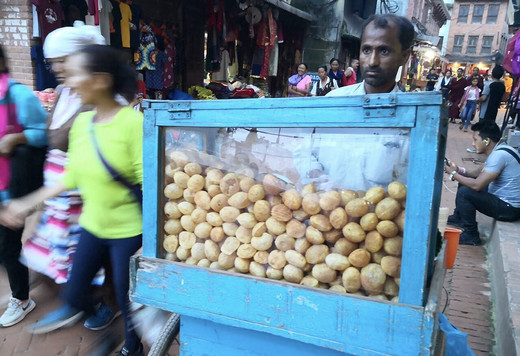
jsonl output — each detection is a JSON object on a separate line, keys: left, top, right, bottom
{"left": 435, "top": 69, "right": 452, "bottom": 100}
{"left": 447, "top": 68, "right": 468, "bottom": 123}
{"left": 468, "top": 66, "right": 484, "bottom": 91}
{"left": 478, "top": 65, "right": 505, "bottom": 123}
{"left": 0, "top": 44, "right": 144, "bottom": 356}
{"left": 311, "top": 65, "right": 338, "bottom": 96}
{"left": 287, "top": 63, "right": 311, "bottom": 97}
{"left": 328, "top": 58, "right": 346, "bottom": 88}
{"left": 344, "top": 59, "right": 359, "bottom": 86}
{"left": 458, "top": 77, "right": 481, "bottom": 132}
{"left": 503, "top": 71, "right": 513, "bottom": 103}
{"left": 425, "top": 68, "right": 438, "bottom": 91}
{"left": 0, "top": 45, "right": 48, "bottom": 328}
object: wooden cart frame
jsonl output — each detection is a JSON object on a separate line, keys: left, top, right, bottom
{"left": 130, "top": 92, "right": 447, "bottom": 355}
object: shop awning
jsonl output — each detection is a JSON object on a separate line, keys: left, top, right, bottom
{"left": 416, "top": 33, "right": 442, "bottom": 47}
{"left": 263, "top": 0, "right": 314, "bottom": 21}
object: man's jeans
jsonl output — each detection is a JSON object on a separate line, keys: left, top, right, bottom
{"left": 453, "top": 185, "right": 520, "bottom": 234}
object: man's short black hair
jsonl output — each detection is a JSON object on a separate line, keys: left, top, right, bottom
{"left": 471, "top": 121, "right": 502, "bottom": 143}
{"left": 492, "top": 65, "right": 504, "bottom": 80}
{"left": 361, "top": 14, "right": 416, "bottom": 51}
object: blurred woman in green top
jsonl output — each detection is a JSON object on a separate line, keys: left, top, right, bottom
{"left": 0, "top": 45, "right": 144, "bottom": 356}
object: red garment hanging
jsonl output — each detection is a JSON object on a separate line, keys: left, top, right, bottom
{"left": 94, "top": 0, "right": 99, "bottom": 25}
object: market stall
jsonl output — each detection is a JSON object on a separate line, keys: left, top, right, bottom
{"left": 130, "top": 92, "right": 447, "bottom": 355}
{"left": 30, "top": 0, "right": 310, "bottom": 99}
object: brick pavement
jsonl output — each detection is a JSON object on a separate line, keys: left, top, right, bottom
{"left": 439, "top": 109, "right": 510, "bottom": 355}
{"left": 0, "top": 273, "right": 126, "bottom": 356}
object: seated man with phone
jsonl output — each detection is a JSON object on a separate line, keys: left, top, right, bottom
{"left": 444, "top": 121, "right": 520, "bottom": 245}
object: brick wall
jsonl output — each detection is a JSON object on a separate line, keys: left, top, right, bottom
{"left": 0, "top": 0, "right": 37, "bottom": 88}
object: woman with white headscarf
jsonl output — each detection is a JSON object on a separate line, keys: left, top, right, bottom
{"left": 20, "top": 22, "right": 120, "bottom": 330}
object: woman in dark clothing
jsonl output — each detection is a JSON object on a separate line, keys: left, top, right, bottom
{"left": 328, "top": 58, "right": 345, "bottom": 88}
{"left": 448, "top": 68, "right": 468, "bottom": 123}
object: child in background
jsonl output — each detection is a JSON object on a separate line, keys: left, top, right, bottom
{"left": 459, "top": 78, "right": 481, "bottom": 132}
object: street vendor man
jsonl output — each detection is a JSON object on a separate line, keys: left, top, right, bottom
{"left": 293, "top": 14, "right": 416, "bottom": 191}
{"left": 327, "top": 14, "right": 415, "bottom": 96}
{"left": 445, "top": 121, "right": 520, "bottom": 245}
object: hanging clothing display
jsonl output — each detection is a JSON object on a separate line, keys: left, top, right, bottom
{"left": 85, "top": 0, "right": 112, "bottom": 43}
{"left": 31, "top": 45, "right": 58, "bottom": 91}
{"left": 269, "top": 44, "right": 279, "bottom": 77}
{"left": 205, "top": 28, "right": 221, "bottom": 73}
{"left": 205, "top": 0, "right": 224, "bottom": 73}
{"left": 146, "top": 51, "right": 167, "bottom": 90}
{"left": 87, "top": 0, "right": 96, "bottom": 14}
{"left": 260, "top": 8, "right": 277, "bottom": 79}
{"left": 212, "top": 49, "right": 230, "bottom": 82}
{"left": 32, "top": 5, "right": 40, "bottom": 38}
{"left": 129, "top": 1, "right": 142, "bottom": 49}
{"left": 135, "top": 24, "right": 157, "bottom": 71}
{"left": 109, "top": 0, "right": 122, "bottom": 48}
{"left": 163, "top": 42, "right": 176, "bottom": 88}
{"left": 32, "top": 0, "right": 65, "bottom": 43}
{"left": 99, "top": 0, "right": 112, "bottom": 44}
{"left": 228, "top": 44, "right": 239, "bottom": 79}
{"left": 250, "top": 8, "right": 276, "bottom": 80}
{"left": 61, "top": 0, "right": 88, "bottom": 26}
{"left": 119, "top": 1, "right": 132, "bottom": 48}
{"left": 250, "top": 48, "right": 264, "bottom": 78}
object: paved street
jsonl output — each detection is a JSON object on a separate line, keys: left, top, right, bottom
{"left": 0, "top": 108, "right": 508, "bottom": 355}
{"left": 439, "top": 108, "right": 509, "bottom": 355}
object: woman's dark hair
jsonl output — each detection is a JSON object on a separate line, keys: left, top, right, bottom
{"left": 329, "top": 58, "right": 339, "bottom": 65}
{"left": 361, "top": 14, "right": 415, "bottom": 51}
{"left": 77, "top": 45, "right": 137, "bottom": 100}
{"left": 298, "top": 63, "right": 308, "bottom": 70}
{"left": 0, "top": 44, "right": 8, "bottom": 73}
{"left": 471, "top": 121, "right": 501, "bottom": 143}
{"left": 318, "top": 65, "right": 327, "bottom": 72}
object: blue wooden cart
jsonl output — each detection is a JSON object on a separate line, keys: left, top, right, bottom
{"left": 130, "top": 92, "right": 448, "bottom": 355}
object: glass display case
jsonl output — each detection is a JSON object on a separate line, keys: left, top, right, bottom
{"left": 131, "top": 93, "right": 448, "bottom": 355}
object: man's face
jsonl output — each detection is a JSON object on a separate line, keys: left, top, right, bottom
{"left": 351, "top": 59, "right": 359, "bottom": 70}
{"left": 457, "top": 69, "right": 463, "bottom": 78}
{"left": 473, "top": 67, "right": 479, "bottom": 76}
{"left": 360, "top": 21, "right": 410, "bottom": 93}
{"left": 446, "top": 71, "right": 452, "bottom": 78}
{"left": 472, "top": 131, "right": 487, "bottom": 154}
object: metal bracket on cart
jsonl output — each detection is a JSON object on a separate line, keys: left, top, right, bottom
{"left": 362, "top": 94, "right": 398, "bottom": 118}
{"left": 167, "top": 102, "right": 192, "bottom": 120}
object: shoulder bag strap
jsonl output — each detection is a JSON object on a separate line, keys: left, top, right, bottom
{"left": 89, "top": 116, "right": 142, "bottom": 206}
{"left": 497, "top": 147, "right": 520, "bottom": 165}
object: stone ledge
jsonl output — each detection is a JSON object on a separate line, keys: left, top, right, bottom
{"left": 489, "top": 219, "right": 520, "bottom": 355}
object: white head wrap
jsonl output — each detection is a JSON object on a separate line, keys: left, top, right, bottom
{"left": 44, "top": 21, "right": 106, "bottom": 59}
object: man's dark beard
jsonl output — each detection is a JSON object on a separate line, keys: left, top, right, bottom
{"left": 362, "top": 66, "right": 387, "bottom": 86}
